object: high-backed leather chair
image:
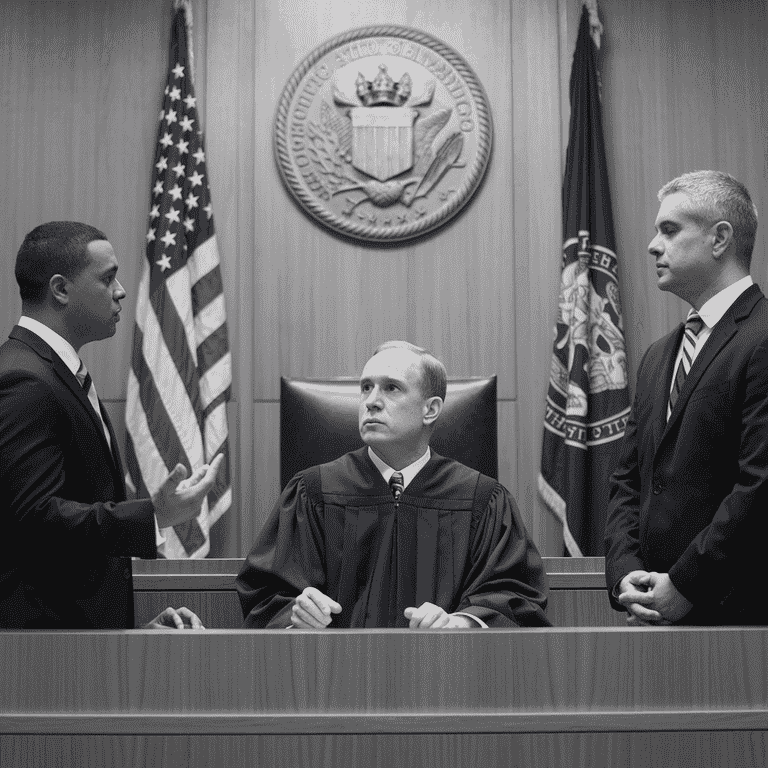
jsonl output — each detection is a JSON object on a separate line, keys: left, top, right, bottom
{"left": 280, "top": 375, "right": 497, "bottom": 488}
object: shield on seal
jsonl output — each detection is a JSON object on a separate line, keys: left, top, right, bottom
{"left": 350, "top": 107, "right": 418, "bottom": 181}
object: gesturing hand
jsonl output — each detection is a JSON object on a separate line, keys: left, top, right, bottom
{"left": 152, "top": 453, "right": 225, "bottom": 529}
{"left": 404, "top": 602, "right": 474, "bottom": 629}
{"left": 291, "top": 587, "right": 342, "bottom": 629}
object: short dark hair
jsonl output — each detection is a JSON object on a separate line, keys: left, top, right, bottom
{"left": 372, "top": 340, "right": 447, "bottom": 401}
{"left": 15, "top": 221, "right": 108, "bottom": 305}
{"left": 659, "top": 171, "right": 758, "bottom": 269}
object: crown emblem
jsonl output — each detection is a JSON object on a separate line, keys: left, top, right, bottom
{"left": 355, "top": 65, "right": 412, "bottom": 107}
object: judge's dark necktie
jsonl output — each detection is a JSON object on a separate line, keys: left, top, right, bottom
{"left": 76, "top": 359, "right": 111, "bottom": 448}
{"left": 667, "top": 309, "right": 704, "bottom": 420}
{"left": 389, "top": 471, "right": 404, "bottom": 502}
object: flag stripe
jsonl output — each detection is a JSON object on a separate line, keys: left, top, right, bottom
{"left": 197, "top": 324, "right": 229, "bottom": 377}
{"left": 206, "top": 437, "right": 231, "bottom": 510}
{"left": 150, "top": 281, "right": 203, "bottom": 422}
{"left": 130, "top": 330, "right": 191, "bottom": 477}
{"left": 208, "top": 487, "right": 232, "bottom": 527}
{"left": 194, "top": 294, "right": 226, "bottom": 345}
{"left": 203, "top": 385, "right": 232, "bottom": 420}
{"left": 188, "top": 235, "right": 220, "bottom": 285}
{"left": 140, "top": 298, "right": 205, "bottom": 465}
{"left": 165, "top": 266, "right": 197, "bottom": 360}
{"left": 191, "top": 263, "right": 224, "bottom": 315}
{"left": 204, "top": 400, "right": 230, "bottom": 458}
{"left": 123, "top": 427, "right": 149, "bottom": 499}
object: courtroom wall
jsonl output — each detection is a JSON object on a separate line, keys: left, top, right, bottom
{"left": 0, "top": 0, "right": 764, "bottom": 557}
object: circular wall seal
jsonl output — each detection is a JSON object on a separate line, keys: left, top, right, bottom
{"left": 274, "top": 26, "right": 493, "bottom": 243}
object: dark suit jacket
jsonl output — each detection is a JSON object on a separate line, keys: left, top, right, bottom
{"left": 0, "top": 325, "right": 156, "bottom": 629}
{"left": 605, "top": 284, "right": 768, "bottom": 624}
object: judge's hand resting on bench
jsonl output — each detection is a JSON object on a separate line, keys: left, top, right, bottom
{"left": 290, "top": 587, "right": 342, "bottom": 628}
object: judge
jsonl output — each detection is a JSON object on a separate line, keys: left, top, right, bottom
{"left": 237, "top": 341, "right": 550, "bottom": 629}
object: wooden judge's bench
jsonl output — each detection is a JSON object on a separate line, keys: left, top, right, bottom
{"left": 1, "top": 558, "right": 766, "bottom": 768}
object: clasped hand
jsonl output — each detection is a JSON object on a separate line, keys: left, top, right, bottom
{"left": 617, "top": 570, "right": 692, "bottom": 625}
{"left": 290, "top": 588, "right": 473, "bottom": 629}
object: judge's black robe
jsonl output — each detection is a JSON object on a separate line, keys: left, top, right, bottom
{"left": 237, "top": 449, "right": 550, "bottom": 628}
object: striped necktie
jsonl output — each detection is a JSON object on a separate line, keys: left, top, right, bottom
{"left": 667, "top": 310, "right": 704, "bottom": 419}
{"left": 75, "top": 360, "right": 112, "bottom": 448}
{"left": 389, "top": 471, "right": 404, "bottom": 502}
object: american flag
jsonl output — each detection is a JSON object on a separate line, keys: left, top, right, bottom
{"left": 125, "top": 1, "right": 232, "bottom": 558}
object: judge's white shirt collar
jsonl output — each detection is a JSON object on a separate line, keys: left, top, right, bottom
{"left": 696, "top": 275, "right": 753, "bottom": 329}
{"left": 18, "top": 316, "right": 81, "bottom": 376}
{"left": 368, "top": 446, "right": 431, "bottom": 490}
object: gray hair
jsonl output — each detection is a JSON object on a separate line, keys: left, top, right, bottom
{"left": 659, "top": 170, "right": 758, "bottom": 268}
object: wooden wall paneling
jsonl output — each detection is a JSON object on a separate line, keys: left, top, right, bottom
{"left": 547, "top": 589, "right": 623, "bottom": 627}
{"left": 252, "top": 0, "right": 515, "bottom": 400}
{"left": 511, "top": 0, "right": 565, "bottom": 555}
{"left": 250, "top": 400, "right": 280, "bottom": 551}
{"left": 497, "top": 399, "right": 518, "bottom": 507}
{"left": 0, "top": 0, "right": 169, "bottom": 399}
{"left": 599, "top": 0, "right": 768, "bottom": 387}
{"left": 403, "top": 0, "right": 515, "bottom": 395}
{"left": 205, "top": 0, "right": 254, "bottom": 555}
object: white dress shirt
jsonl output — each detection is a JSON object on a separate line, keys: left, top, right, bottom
{"left": 668, "top": 276, "right": 754, "bottom": 400}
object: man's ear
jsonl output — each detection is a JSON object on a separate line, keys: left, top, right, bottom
{"left": 711, "top": 220, "right": 734, "bottom": 260}
{"left": 49, "top": 274, "right": 70, "bottom": 306}
{"left": 423, "top": 396, "right": 443, "bottom": 427}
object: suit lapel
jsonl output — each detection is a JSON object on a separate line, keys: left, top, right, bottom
{"left": 51, "top": 355, "right": 120, "bottom": 474}
{"left": 100, "top": 403, "right": 127, "bottom": 495}
{"left": 660, "top": 284, "right": 764, "bottom": 444}
{"left": 10, "top": 325, "right": 120, "bottom": 476}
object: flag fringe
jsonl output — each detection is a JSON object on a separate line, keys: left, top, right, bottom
{"left": 583, "top": 0, "right": 603, "bottom": 49}
{"left": 538, "top": 474, "right": 584, "bottom": 557}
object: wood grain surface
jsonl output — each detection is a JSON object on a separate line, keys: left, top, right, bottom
{"left": 2, "top": 628, "right": 766, "bottom": 713}
{"left": 0, "top": 732, "right": 766, "bottom": 768}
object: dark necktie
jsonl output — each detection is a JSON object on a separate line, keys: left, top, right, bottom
{"left": 389, "top": 471, "right": 404, "bottom": 501}
{"left": 667, "top": 309, "right": 704, "bottom": 419}
{"left": 75, "top": 360, "right": 111, "bottom": 447}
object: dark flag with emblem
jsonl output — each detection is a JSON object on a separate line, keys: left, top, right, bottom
{"left": 125, "top": 0, "right": 232, "bottom": 558}
{"left": 538, "top": 1, "right": 630, "bottom": 556}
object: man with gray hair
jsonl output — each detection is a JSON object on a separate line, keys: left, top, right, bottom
{"left": 237, "top": 340, "right": 550, "bottom": 628}
{"left": 605, "top": 170, "right": 767, "bottom": 625}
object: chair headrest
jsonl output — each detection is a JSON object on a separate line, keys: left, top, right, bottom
{"left": 280, "top": 376, "right": 497, "bottom": 487}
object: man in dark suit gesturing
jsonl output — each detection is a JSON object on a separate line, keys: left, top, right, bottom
{"left": 0, "top": 222, "right": 223, "bottom": 629}
{"left": 605, "top": 171, "right": 766, "bottom": 626}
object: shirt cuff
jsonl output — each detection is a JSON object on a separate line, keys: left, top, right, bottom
{"left": 452, "top": 611, "right": 488, "bottom": 628}
{"left": 154, "top": 515, "right": 166, "bottom": 547}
